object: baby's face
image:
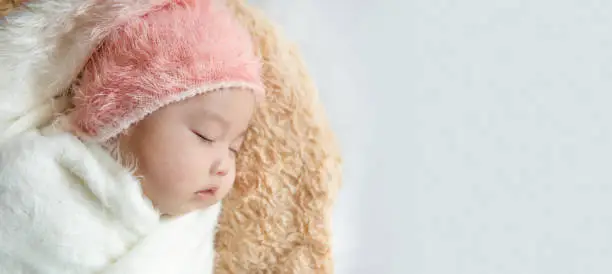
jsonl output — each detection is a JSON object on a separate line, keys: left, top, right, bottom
{"left": 117, "top": 88, "right": 255, "bottom": 216}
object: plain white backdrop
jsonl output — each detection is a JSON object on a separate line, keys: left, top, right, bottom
{"left": 252, "top": 0, "right": 612, "bottom": 273}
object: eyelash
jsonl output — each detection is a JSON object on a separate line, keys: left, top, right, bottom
{"left": 194, "top": 132, "right": 239, "bottom": 155}
{"left": 195, "top": 132, "right": 213, "bottom": 142}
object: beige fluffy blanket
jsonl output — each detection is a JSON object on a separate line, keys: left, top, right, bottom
{"left": 0, "top": 0, "right": 342, "bottom": 273}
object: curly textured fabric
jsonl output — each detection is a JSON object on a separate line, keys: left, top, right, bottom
{"left": 215, "top": 1, "right": 342, "bottom": 273}
{"left": 70, "top": 0, "right": 264, "bottom": 142}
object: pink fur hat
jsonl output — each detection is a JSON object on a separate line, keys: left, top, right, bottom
{"left": 69, "top": 0, "right": 264, "bottom": 142}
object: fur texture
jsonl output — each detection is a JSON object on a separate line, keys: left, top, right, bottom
{"left": 71, "top": 0, "right": 264, "bottom": 142}
{"left": 215, "top": 2, "right": 343, "bottom": 273}
{"left": 1, "top": 0, "right": 342, "bottom": 273}
{"left": 0, "top": 130, "right": 221, "bottom": 273}
{"left": 0, "top": 1, "right": 222, "bottom": 273}
{"left": 0, "top": 0, "right": 157, "bottom": 142}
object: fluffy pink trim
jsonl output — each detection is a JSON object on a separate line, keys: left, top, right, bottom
{"left": 71, "top": 0, "right": 264, "bottom": 142}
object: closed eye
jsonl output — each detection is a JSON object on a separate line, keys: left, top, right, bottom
{"left": 195, "top": 131, "right": 240, "bottom": 156}
{"left": 194, "top": 131, "right": 213, "bottom": 142}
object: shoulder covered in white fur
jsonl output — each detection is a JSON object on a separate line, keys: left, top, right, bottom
{"left": 0, "top": 131, "right": 147, "bottom": 273}
{"left": 0, "top": 131, "right": 222, "bottom": 274}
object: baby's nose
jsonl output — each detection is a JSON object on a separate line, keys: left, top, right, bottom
{"left": 215, "top": 169, "right": 228, "bottom": 176}
{"left": 210, "top": 159, "right": 229, "bottom": 177}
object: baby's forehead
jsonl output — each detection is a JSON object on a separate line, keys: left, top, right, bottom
{"left": 191, "top": 88, "right": 255, "bottom": 106}
{"left": 163, "top": 89, "right": 256, "bottom": 124}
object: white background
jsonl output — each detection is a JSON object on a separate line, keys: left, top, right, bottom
{"left": 253, "top": 0, "right": 612, "bottom": 273}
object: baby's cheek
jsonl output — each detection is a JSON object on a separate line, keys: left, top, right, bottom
{"left": 217, "top": 173, "right": 237, "bottom": 198}
{"left": 142, "top": 166, "right": 192, "bottom": 204}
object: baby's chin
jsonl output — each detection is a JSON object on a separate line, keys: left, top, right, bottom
{"left": 156, "top": 193, "right": 219, "bottom": 217}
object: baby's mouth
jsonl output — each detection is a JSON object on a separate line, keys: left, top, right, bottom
{"left": 195, "top": 187, "right": 218, "bottom": 198}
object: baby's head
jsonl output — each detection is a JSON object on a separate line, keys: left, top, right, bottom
{"left": 67, "top": 0, "right": 264, "bottom": 216}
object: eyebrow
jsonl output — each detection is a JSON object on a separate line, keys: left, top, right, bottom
{"left": 200, "top": 110, "right": 230, "bottom": 135}
{"left": 200, "top": 110, "right": 247, "bottom": 140}
{"left": 202, "top": 110, "right": 229, "bottom": 128}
